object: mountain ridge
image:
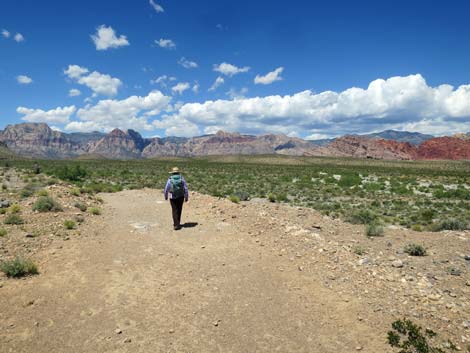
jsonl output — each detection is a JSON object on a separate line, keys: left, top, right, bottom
{"left": 0, "top": 123, "right": 468, "bottom": 160}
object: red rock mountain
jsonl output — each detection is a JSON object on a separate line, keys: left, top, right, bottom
{"left": 0, "top": 123, "right": 469, "bottom": 160}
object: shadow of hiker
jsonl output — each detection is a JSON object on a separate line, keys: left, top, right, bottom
{"left": 182, "top": 222, "right": 198, "bottom": 228}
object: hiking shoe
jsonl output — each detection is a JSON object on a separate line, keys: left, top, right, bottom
{"left": 174, "top": 225, "right": 181, "bottom": 230}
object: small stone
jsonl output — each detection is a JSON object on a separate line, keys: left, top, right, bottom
{"left": 450, "top": 268, "right": 461, "bottom": 276}
{"left": 213, "top": 320, "right": 220, "bottom": 327}
{"left": 25, "top": 233, "right": 34, "bottom": 238}
{"left": 115, "top": 329, "right": 122, "bottom": 334}
{"left": 123, "top": 338, "right": 131, "bottom": 343}
{"left": 358, "top": 258, "right": 370, "bottom": 265}
{"left": 356, "top": 346, "right": 363, "bottom": 351}
{"left": 168, "top": 329, "right": 175, "bottom": 334}
{"left": 392, "top": 260, "right": 404, "bottom": 268}
{"left": 463, "top": 321, "right": 470, "bottom": 329}
{"left": 465, "top": 255, "right": 470, "bottom": 261}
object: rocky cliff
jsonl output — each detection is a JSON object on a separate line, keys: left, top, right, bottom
{"left": 417, "top": 137, "right": 470, "bottom": 160}
{"left": 0, "top": 123, "right": 81, "bottom": 158}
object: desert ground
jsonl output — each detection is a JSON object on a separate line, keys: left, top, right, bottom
{"left": 1, "top": 183, "right": 469, "bottom": 353}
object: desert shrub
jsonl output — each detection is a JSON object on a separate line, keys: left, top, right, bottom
{"left": 349, "top": 209, "right": 377, "bottom": 224}
{"left": 89, "top": 207, "right": 101, "bottom": 215}
{"left": 8, "top": 204, "right": 21, "bottom": 214}
{"left": 229, "top": 195, "right": 240, "bottom": 203}
{"left": 267, "top": 193, "right": 276, "bottom": 202}
{"left": 0, "top": 208, "right": 6, "bottom": 215}
{"left": 20, "top": 185, "right": 35, "bottom": 198}
{"left": 64, "top": 220, "right": 76, "bottom": 230}
{"left": 32, "top": 196, "right": 62, "bottom": 212}
{"left": 4, "top": 214, "right": 24, "bottom": 225}
{"left": 2, "top": 184, "right": 7, "bottom": 190}
{"left": 0, "top": 228, "right": 7, "bottom": 237}
{"left": 420, "top": 209, "right": 435, "bottom": 222}
{"left": 366, "top": 222, "right": 384, "bottom": 237}
{"left": 36, "top": 189, "right": 49, "bottom": 197}
{"left": 276, "top": 193, "right": 288, "bottom": 202}
{"left": 74, "top": 202, "right": 87, "bottom": 212}
{"left": 411, "top": 224, "right": 423, "bottom": 232}
{"left": 436, "top": 219, "right": 467, "bottom": 231}
{"left": 388, "top": 318, "right": 456, "bottom": 353}
{"left": 0, "top": 257, "right": 38, "bottom": 278}
{"left": 70, "top": 188, "right": 81, "bottom": 196}
{"left": 234, "top": 191, "right": 250, "bottom": 201}
{"left": 54, "top": 165, "right": 88, "bottom": 182}
{"left": 338, "top": 173, "right": 361, "bottom": 187}
{"left": 353, "top": 246, "right": 366, "bottom": 256}
{"left": 404, "top": 243, "right": 427, "bottom": 256}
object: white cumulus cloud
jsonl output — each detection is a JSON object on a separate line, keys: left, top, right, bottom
{"left": 13, "top": 33, "right": 24, "bottom": 42}
{"left": 2, "top": 29, "right": 10, "bottom": 38}
{"left": 66, "top": 91, "right": 171, "bottom": 132}
{"left": 254, "top": 67, "right": 284, "bottom": 85}
{"left": 208, "top": 76, "right": 224, "bottom": 91}
{"left": 166, "top": 74, "right": 470, "bottom": 137}
{"left": 213, "top": 62, "right": 250, "bottom": 77}
{"left": 172, "top": 82, "right": 190, "bottom": 95}
{"left": 151, "top": 75, "right": 176, "bottom": 87}
{"left": 69, "top": 89, "right": 82, "bottom": 97}
{"left": 16, "top": 75, "right": 33, "bottom": 84}
{"left": 155, "top": 38, "right": 175, "bottom": 49}
{"left": 91, "top": 25, "right": 129, "bottom": 50}
{"left": 192, "top": 82, "right": 200, "bottom": 94}
{"left": 178, "top": 57, "right": 198, "bottom": 69}
{"left": 149, "top": 0, "right": 164, "bottom": 13}
{"left": 17, "top": 105, "right": 76, "bottom": 124}
{"left": 64, "top": 64, "right": 122, "bottom": 96}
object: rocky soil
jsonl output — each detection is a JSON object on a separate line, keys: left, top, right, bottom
{"left": 0, "top": 183, "right": 469, "bottom": 352}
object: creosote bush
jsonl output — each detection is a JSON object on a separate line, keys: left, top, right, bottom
{"left": 366, "top": 222, "right": 384, "bottom": 237}
{"left": 0, "top": 257, "right": 38, "bottom": 278}
{"left": 229, "top": 195, "right": 240, "bottom": 203}
{"left": 32, "top": 196, "right": 62, "bottom": 212}
{"left": 404, "top": 243, "right": 427, "bottom": 256}
{"left": 388, "top": 318, "right": 456, "bottom": 353}
{"left": 4, "top": 214, "right": 24, "bottom": 225}
{"left": 64, "top": 220, "right": 76, "bottom": 230}
{"left": 0, "top": 228, "right": 7, "bottom": 237}
{"left": 74, "top": 202, "right": 87, "bottom": 212}
{"left": 89, "top": 207, "right": 101, "bottom": 215}
{"left": 8, "top": 204, "right": 21, "bottom": 214}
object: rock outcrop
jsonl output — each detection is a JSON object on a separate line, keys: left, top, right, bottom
{"left": 0, "top": 123, "right": 81, "bottom": 158}
{"left": 417, "top": 137, "right": 470, "bottom": 160}
{"left": 85, "top": 129, "right": 150, "bottom": 159}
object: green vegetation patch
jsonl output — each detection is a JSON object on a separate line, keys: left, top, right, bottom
{"left": 1, "top": 257, "right": 38, "bottom": 278}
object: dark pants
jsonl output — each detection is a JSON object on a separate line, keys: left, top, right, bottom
{"left": 170, "top": 197, "right": 184, "bottom": 227}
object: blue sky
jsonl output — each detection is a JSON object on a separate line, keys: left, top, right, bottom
{"left": 1, "top": 0, "right": 470, "bottom": 138}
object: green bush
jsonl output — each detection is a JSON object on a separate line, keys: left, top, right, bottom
{"left": 276, "top": 193, "right": 288, "bottom": 202}
{"left": 74, "top": 202, "right": 87, "bottom": 212}
{"left": 4, "top": 214, "right": 24, "bottom": 225}
{"left": 54, "top": 165, "right": 88, "bottom": 182}
{"left": 349, "top": 209, "right": 377, "bottom": 224}
{"left": 36, "top": 189, "right": 49, "bottom": 197}
{"left": 0, "top": 228, "right": 7, "bottom": 237}
{"left": 89, "top": 207, "right": 101, "bottom": 215}
{"left": 267, "top": 193, "right": 276, "bottom": 202}
{"left": 32, "top": 196, "right": 62, "bottom": 212}
{"left": 388, "top": 318, "right": 455, "bottom": 353}
{"left": 436, "top": 219, "right": 467, "bottom": 231}
{"left": 353, "top": 246, "right": 366, "bottom": 256}
{"left": 8, "top": 204, "right": 21, "bottom": 214}
{"left": 229, "top": 195, "right": 240, "bottom": 203}
{"left": 404, "top": 243, "right": 427, "bottom": 256}
{"left": 0, "top": 257, "right": 38, "bottom": 278}
{"left": 366, "top": 222, "right": 384, "bottom": 237}
{"left": 64, "top": 220, "right": 76, "bottom": 230}
{"left": 338, "top": 174, "right": 362, "bottom": 187}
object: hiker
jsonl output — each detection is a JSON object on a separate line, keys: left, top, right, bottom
{"left": 164, "top": 167, "right": 189, "bottom": 230}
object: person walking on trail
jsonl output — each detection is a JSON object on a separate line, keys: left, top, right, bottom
{"left": 164, "top": 167, "right": 189, "bottom": 230}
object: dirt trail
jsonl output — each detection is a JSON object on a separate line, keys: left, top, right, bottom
{"left": 0, "top": 189, "right": 392, "bottom": 353}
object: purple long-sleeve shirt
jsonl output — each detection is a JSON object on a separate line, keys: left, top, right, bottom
{"left": 164, "top": 175, "right": 189, "bottom": 200}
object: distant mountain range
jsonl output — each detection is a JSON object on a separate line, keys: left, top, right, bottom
{"left": 309, "top": 130, "right": 434, "bottom": 146}
{"left": 0, "top": 123, "right": 469, "bottom": 160}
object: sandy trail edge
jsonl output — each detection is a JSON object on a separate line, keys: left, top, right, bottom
{"left": 0, "top": 189, "right": 391, "bottom": 353}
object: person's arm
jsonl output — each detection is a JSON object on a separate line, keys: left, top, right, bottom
{"left": 164, "top": 179, "right": 171, "bottom": 200}
{"left": 182, "top": 176, "right": 189, "bottom": 201}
